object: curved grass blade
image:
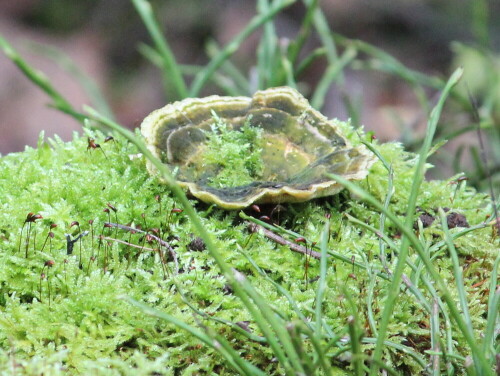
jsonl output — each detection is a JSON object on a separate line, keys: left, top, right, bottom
{"left": 0, "top": 34, "right": 84, "bottom": 123}
{"left": 131, "top": 0, "right": 188, "bottom": 100}
{"left": 310, "top": 47, "right": 356, "bottom": 110}
{"left": 27, "top": 41, "right": 116, "bottom": 121}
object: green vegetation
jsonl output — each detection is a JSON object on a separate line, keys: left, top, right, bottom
{"left": 0, "top": 126, "right": 496, "bottom": 375}
{"left": 0, "top": 0, "right": 499, "bottom": 375}
{"left": 202, "top": 113, "right": 264, "bottom": 188}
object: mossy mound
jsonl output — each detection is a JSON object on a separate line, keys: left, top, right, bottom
{"left": 0, "top": 128, "right": 497, "bottom": 375}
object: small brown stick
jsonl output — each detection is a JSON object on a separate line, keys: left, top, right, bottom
{"left": 104, "top": 222, "right": 178, "bottom": 273}
{"left": 246, "top": 222, "right": 323, "bottom": 259}
{"left": 100, "top": 236, "right": 156, "bottom": 252}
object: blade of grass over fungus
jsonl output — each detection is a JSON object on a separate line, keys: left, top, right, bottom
{"left": 28, "top": 41, "right": 116, "bottom": 121}
{"left": 85, "top": 108, "right": 306, "bottom": 376}
{"left": 189, "top": 0, "right": 295, "bottom": 97}
{"left": 361, "top": 140, "right": 391, "bottom": 172}
{"left": 366, "top": 68, "right": 479, "bottom": 374}
{"left": 131, "top": 0, "right": 188, "bottom": 100}
{"left": 0, "top": 35, "right": 85, "bottom": 123}
{"left": 123, "top": 297, "right": 266, "bottom": 376}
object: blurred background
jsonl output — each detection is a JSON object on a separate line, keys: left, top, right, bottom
{"left": 1, "top": 0, "right": 499, "bottom": 187}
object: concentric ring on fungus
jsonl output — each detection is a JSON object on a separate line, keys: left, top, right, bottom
{"left": 141, "top": 87, "right": 377, "bottom": 209}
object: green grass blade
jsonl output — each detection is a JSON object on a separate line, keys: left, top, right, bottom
{"left": 202, "top": 325, "right": 269, "bottom": 376}
{"left": 280, "top": 47, "right": 297, "bottom": 88}
{"left": 137, "top": 42, "right": 162, "bottom": 66}
{"left": 206, "top": 40, "right": 251, "bottom": 95}
{"left": 305, "top": 0, "right": 339, "bottom": 65}
{"left": 328, "top": 171, "right": 493, "bottom": 375}
{"left": 369, "top": 67, "right": 463, "bottom": 374}
{"left": 345, "top": 213, "right": 433, "bottom": 314}
{"left": 341, "top": 92, "right": 363, "bottom": 128}
{"left": 311, "top": 47, "right": 356, "bottom": 110}
{"left": 314, "top": 222, "right": 329, "bottom": 339}
{"left": 361, "top": 338, "right": 428, "bottom": 369}
{"left": 361, "top": 141, "right": 391, "bottom": 172}
{"left": 123, "top": 297, "right": 266, "bottom": 375}
{"left": 378, "top": 164, "right": 394, "bottom": 270}
{"left": 233, "top": 269, "right": 306, "bottom": 375}
{"left": 189, "top": 0, "right": 295, "bottom": 97}
{"left": 138, "top": 44, "right": 243, "bottom": 96}
{"left": 430, "top": 299, "right": 441, "bottom": 375}
{"left": 438, "top": 209, "right": 474, "bottom": 334}
{"left": 295, "top": 47, "right": 326, "bottom": 76}
{"left": 256, "top": 0, "right": 278, "bottom": 89}
{"left": 0, "top": 34, "right": 84, "bottom": 123}
{"left": 286, "top": 0, "right": 318, "bottom": 65}
{"left": 344, "top": 288, "right": 364, "bottom": 376}
{"left": 181, "top": 64, "right": 243, "bottom": 96}
{"left": 471, "top": 0, "right": 490, "bottom": 48}
{"left": 131, "top": 0, "right": 188, "bottom": 100}
{"left": 483, "top": 253, "right": 499, "bottom": 356}
{"left": 27, "top": 41, "right": 116, "bottom": 121}
{"left": 238, "top": 248, "right": 313, "bottom": 330}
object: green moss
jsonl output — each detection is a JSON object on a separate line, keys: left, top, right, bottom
{"left": 201, "top": 112, "right": 264, "bottom": 188}
{"left": 0, "top": 127, "right": 497, "bottom": 375}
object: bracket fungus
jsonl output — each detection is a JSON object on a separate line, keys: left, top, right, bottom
{"left": 141, "top": 87, "right": 376, "bottom": 209}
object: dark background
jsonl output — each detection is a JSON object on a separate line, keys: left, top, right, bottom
{"left": 1, "top": 0, "right": 499, "bottom": 156}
